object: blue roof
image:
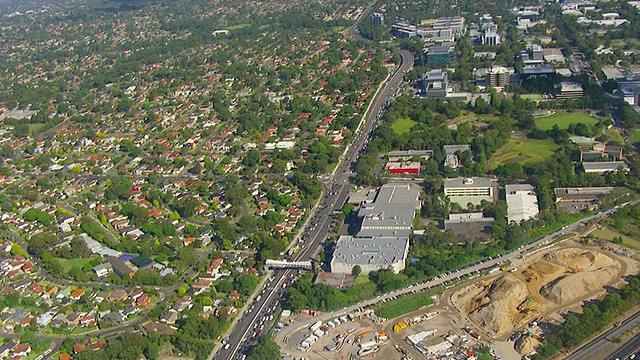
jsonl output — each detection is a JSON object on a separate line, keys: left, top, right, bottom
{"left": 119, "top": 253, "right": 137, "bottom": 262}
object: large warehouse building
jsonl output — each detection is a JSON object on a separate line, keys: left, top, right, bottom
{"left": 330, "top": 183, "right": 421, "bottom": 274}
{"left": 329, "top": 236, "right": 410, "bottom": 274}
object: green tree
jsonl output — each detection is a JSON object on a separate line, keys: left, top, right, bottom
{"left": 352, "top": 265, "right": 362, "bottom": 277}
{"left": 248, "top": 336, "right": 281, "bottom": 360}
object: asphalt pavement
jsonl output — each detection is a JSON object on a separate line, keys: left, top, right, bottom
{"left": 211, "top": 38, "right": 414, "bottom": 360}
{"left": 605, "top": 332, "right": 640, "bottom": 360}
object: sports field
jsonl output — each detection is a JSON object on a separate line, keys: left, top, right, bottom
{"left": 392, "top": 117, "right": 418, "bottom": 135}
{"left": 520, "top": 94, "right": 543, "bottom": 101}
{"left": 491, "top": 137, "right": 559, "bottom": 168}
{"left": 534, "top": 111, "right": 599, "bottom": 130}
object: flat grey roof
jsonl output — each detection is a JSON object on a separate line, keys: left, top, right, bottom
{"left": 554, "top": 187, "right": 615, "bottom": 199}
{"left": 583, "top": 161, "right": 629, "bottom": 172}
{"left": 520, "top": 66, "right": 555, "bottom": 74}
{"left": 357, "top": 183, "right": 420, "bottom": 237}
{"left": 388, "top": 150, "right": 433, "bottom": 157}
{"left": 331, "top": 236, "right": 409, "bottom": 267}
{"left": 443, "top": 144, "right": 471, "bottom": 155}
{"left": 444, "top": 177, "right": 494, "bottom": 189}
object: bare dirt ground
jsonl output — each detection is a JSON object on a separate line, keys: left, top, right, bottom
{"left": 448, "top": 238, "right": 640, "bottom": 358}
{"left": 453, "top": 246, "right": 624, "bottom": 340}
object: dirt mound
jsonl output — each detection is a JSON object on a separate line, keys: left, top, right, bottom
{"left": 469, "top": 276, "right": 528, "bottom": 336}
{"left": 515, "top": 334, "right": 543, "bottom": 355}
{"left": 541, "top": 266, "right": 619, "bottom": 304}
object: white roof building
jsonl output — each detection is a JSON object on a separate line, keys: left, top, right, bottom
{"left": 506, "top": 184, "right": 540, "bottom": 224}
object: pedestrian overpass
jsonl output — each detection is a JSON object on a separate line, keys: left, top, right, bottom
{"left": 265, "top": 259, "right": 315, "bottom": 271}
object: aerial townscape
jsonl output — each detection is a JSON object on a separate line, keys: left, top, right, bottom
{"left": 1, "top": 0, "right": 640, "bottom": 359}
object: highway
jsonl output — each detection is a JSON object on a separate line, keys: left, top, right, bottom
{"left": 606, "top": 332, "right": 640, "bottom": 360}
{"left": 211, "top": 41, "right": 414, "bottom": 360}
{"left": 566, "top": 308, "right": 640, "bottom": 360}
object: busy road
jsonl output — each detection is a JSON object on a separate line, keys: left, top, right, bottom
{"left": 211, "top": 44, "right": 413, "bottom": 360}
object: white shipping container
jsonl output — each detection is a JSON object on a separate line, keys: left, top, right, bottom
{"left": 309, "top": 321, "right": 323, "bottom": 332}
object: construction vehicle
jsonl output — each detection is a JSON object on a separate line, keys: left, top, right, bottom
{"left": 568, "top": 267, "right": 583, "bottom": 274}
{"left": 518, "top": 296, "right": 535, "bottom": 313}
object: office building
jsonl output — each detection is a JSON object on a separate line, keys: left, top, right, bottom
{"left": 518, "top": 44, "right": 544, "bottom": 64}
{"left": 519, "top": 66, "right": 556, "bottom": 81}
{"left": 433, "top": 16, "right": 465, "bottom": 35}
{"left": 392, "top": 22, "right": 417, "bottom": 38}
{"left": 480, "top": 24, "right": 501, "bottom": 46}
{"left": 543, "top": 48, "right": 566, "bottom": 63}
{"left": 487, "top": 66, "right": 513, "bottom": 87}
{"left": 422, "top": 69, "right": 449, "bottom": 98}
{"left": 443, "top": 144, "right": 471, "bottom": 168}
{"left": 371, "top": 12, "right": 384, "bottom": 27}
{"left": 554, "top": 187, "right": 616, "bottom": 213}
{"left": 554, "top": 81, "right": 583, "bottom": 99}
{"left": 505, "top": 184, "right": 540, "bottom": 224}
{"left": 444, "top": 177, "right": 495, "bottom": 207}
{"left": 426, "top": 44, "right": 455, "bottom": 65}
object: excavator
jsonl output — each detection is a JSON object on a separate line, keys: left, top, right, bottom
{"left": 568, "top": 266, "right": 583, "bottom": 274}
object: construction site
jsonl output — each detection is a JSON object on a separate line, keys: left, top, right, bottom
{"left": 277, "top": 232, "right": 640, "bottom": 359}
{"left": 451, "top": 240, "right": 638, "bottom": 357}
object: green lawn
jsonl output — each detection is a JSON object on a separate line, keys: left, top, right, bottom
{"left": 491, "top": 137, "right": 559, "bottom": 168}
{"left": 520, "top": 94, "right": 543, "bottom": 101}
{"left": 373, "top": 291, "right": 435, "bottom": 319}
{"left": 355, "top": 275, "right": 370, "bottom": 285}
{"left": 607, "top": 128, "right": 625, "bottom": 144}
{"left": 534, "top": 111, "right": 599, "bottom": 130}
{"left": 592, "top": 227, "right": 640, "bottom": 250}
{"left": 57, "top": 257, "right": 94, "bottom": 272}
{"left": 632, "top": 129, "right": 640, "bottom": 142}
{"left": 392, "top": 117, "right": 418, "bottom": 135}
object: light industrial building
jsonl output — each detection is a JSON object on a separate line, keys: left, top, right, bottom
{"left": 330, "top": 236, "right": 410, "bottom": 274}
{"left": 331, "top": 183, "right": 421, "bottom": 274}
{"left": 582, "top": 161, "right": 629, "bottom": 174}
{"left": 385, "top": 161, "right": 421, "bottom": 174}
{"left": 505, "top": 184, "right": 540, "bottom": 224}
{"left": 387, "top": 150, "right": 433, "bottom": 162}
{"left": 357, "top": 183, "right": 421, "bottom": 238}
{"left": 444, "top": 177, "right": 495, "bottom": 207}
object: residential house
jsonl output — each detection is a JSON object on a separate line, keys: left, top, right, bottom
{"left": 12, "top": 343, "right": 31, "bottom": 357}
{"left": 106, "top": 290, "right": 128, "bottom": 302}
{"left": 161, "top": 310, "right": 179, "bottom": 324}
{"left": 70, "top": 289, "right": 85, "bottom": 300}
{"left": 135, "top": 294, "right": 151, "bottom": 308}
{"left": 0, "top": 341, "right": 17, "bottom": 358}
